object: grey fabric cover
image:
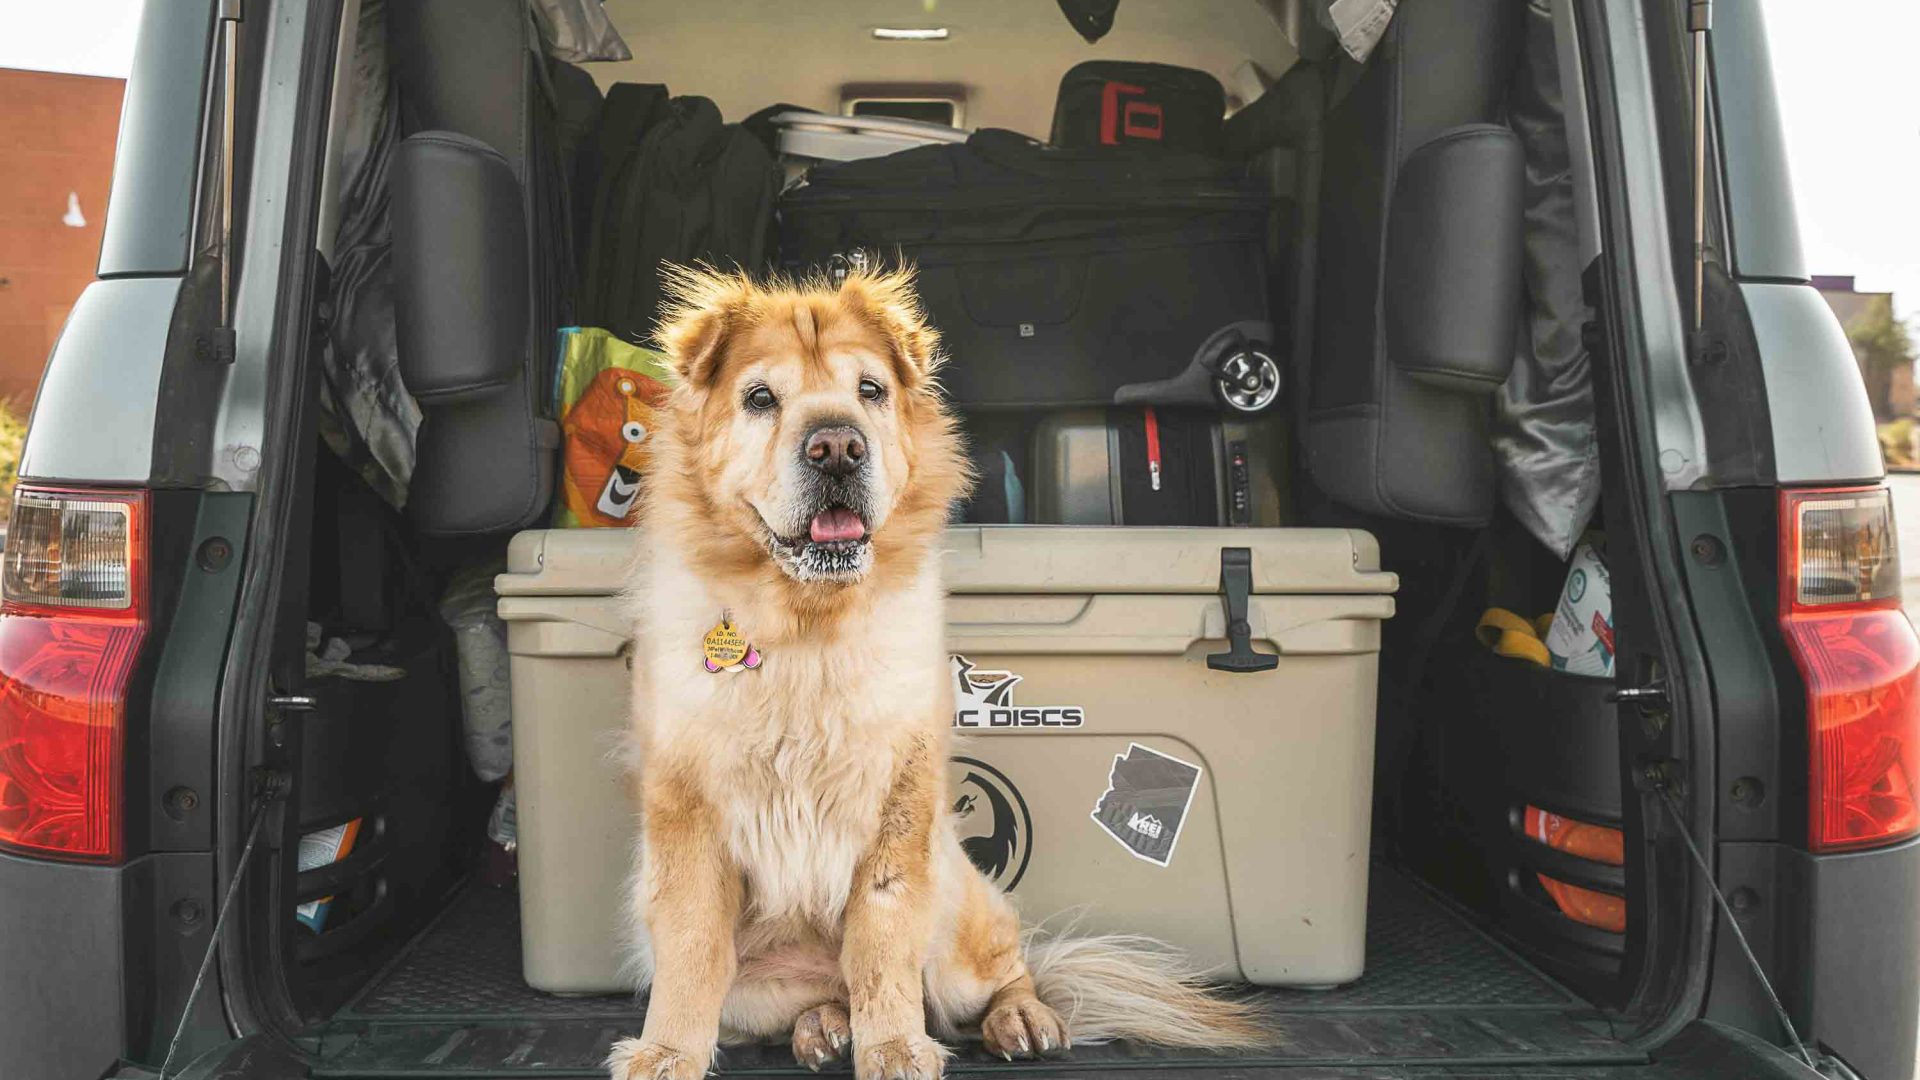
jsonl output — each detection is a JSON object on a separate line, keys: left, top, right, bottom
{"left": 319, "top": 0, "right": 420, "bottom": 510}
{"left": 529, "top": 0, "right": 631, "bottom": 64}
{"left": 439, "top": 561, "right": 514, "bottom": 782}
{"left": 1303, "top": 0, "right": 1525, "bottom": 526}
{"left": 1492, "top": 1, "right": 1599, "bottom": 559}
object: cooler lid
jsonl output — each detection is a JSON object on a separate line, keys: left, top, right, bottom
{"left": 498, "top": 529, "right": 632, "bottom": 596}
{"left": 498, "top": 527, "right": 1397, "bottom": 597}
{"left": 943, "top": 526, "right": 1397, "bottom": 595}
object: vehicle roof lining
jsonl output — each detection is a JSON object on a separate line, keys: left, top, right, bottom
{"left": 592, "top": 0, "right": 1302, "bottom": 138}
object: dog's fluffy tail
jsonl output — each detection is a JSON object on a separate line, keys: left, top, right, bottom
{"left": 1024, "top": 931, "right": 1271, "bottom": 1049}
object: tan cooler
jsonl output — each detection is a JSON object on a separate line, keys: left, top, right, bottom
{"left": 496, "top": 526, "right": 1395, "bottom": 992}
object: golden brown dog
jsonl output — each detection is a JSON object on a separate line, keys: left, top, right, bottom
{"left": 607, "top": 266, "right": 1262, "bottom": 1080}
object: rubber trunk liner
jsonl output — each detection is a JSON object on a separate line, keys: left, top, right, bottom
{"left": 315, "top": 868, "right": 1636, "bottom": 1076}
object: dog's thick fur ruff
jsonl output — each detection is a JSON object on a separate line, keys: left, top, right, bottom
{"left": 607, "top": 266, "right": 1266, "bottom": 1080}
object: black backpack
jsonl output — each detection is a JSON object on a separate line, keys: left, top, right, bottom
{"left": 1050, "top": 61, "right": 1228, "bottom": 155}
{"left": 580, "top": 89, "right": 779, "bottom": 344}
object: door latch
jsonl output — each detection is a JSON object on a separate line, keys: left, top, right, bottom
{"left": 1608, "top": 681, "right": 1669, "bottom": 710}
{"left": 1207, "top": 547, "right": 1278, "bottom": 673}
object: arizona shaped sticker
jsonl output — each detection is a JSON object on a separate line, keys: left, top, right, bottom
{"left": 950, "top": 655, "right": 1085, "bottom": 730}
{"left": 1090, "top": 742, "right": 1202, "bottom": 867}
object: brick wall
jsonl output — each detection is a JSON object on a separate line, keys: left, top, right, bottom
{"left": 0, "top": 69, "right": 127, "bottom": 410}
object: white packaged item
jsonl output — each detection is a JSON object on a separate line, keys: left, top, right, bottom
{"left": 489, "top": 780, "right": 518, "bottom": 849}
{"left": 295, "top": 820, "right": 364, "bottom": 932}
{"left": 1544, "top": 538, "right": 1614, "bottom": 677}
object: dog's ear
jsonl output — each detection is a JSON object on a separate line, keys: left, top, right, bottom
{"left": 654, "top": 264, "right": 756, "bottom": 389}
{"left": 839, "top": 266, "right": 943, "bottom": 391}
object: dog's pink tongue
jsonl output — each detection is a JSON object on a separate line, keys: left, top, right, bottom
{"left": 809, "top": 508, "right": 866, "bottom": 543}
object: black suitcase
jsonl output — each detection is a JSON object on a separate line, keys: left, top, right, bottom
{"left": 1050, "top": 60, "right": 1228, "bottom": 155}
{"left": 1029, "top": 408, "right": 1225, "bottom": 525}
{"left": 952, "top": 408, "right": 1235, "bottom": 526}
{"left": 780, "top": 130, "right": 1279, "bottom": 413}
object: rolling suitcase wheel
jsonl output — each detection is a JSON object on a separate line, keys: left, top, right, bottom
{"left": 1214, "top": 348, "right": 1282, "bottom": 414}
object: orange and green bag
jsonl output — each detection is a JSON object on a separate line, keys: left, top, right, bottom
{"left": 550, "top": 327, "right": 677, "bottom": 528}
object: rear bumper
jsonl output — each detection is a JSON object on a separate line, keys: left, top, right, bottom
{"left": 1, "top": 851, "right": 125, "bottom": 1080}
{"left": 0, "top": 848, "right": 215, "bottom": 1080}
{"left": 1713, "top": 836, "right": 1920, "bottom": 1080}
{"left": 1796, "top": 838, "right": 1920, "bottom": 1080}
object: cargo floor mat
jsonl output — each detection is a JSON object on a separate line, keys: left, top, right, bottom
{"left": 313, "top": 868, "right": 1640, "bottom": 1076}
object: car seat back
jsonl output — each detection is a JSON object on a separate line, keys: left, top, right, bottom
{"left": 387, "top": 0, "right": 573, "bottom": 535}
{"left": 1303, "top": 0, "right": 1527, "bottom": 526}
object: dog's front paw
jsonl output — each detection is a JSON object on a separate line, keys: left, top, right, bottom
{"left": 605, "top": 1037, "right": 704, "bottom": 1080}
{"left": 855, "top": 1034, "right": 947, "bottom": 1080}
{"left": 982, "top": 996, "right": 1069, "bottom": 1060}
{"left": 791, "top": 1001, "right": 852, "bottom": 1072}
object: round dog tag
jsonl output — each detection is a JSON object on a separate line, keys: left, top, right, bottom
{"left": 703, "top": 620, "right": 748, "bottom": 670}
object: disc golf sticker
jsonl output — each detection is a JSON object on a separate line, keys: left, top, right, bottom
{"left": 1090, "top": 742, "right": 1202, "bottom": 867}
{"left": 949, "top": 655, "right": 1086, "bottom": 730}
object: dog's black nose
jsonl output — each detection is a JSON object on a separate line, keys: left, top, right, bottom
{"left": 805, "top": 425, "right": 866, "bottom": 476}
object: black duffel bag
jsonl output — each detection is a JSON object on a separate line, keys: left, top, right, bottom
{"left": 780, "top": 130, "right": 1280, "bottom": 413}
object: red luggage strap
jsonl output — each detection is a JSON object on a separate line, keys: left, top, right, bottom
{"left": 1143, "top": 406, "right": 1163, "bottom": 491}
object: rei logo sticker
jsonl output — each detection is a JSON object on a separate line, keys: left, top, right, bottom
{"left": 949, "top": 756, "right": 1033, "bottom": 890}
{"left": 950, "top": 656, "right": 1086, "bottom": 731}
{"left": 1090, "top": 743, "right": 1202, "bottom": 867}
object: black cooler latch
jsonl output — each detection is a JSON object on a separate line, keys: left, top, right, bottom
{"left": 1207, "top": 547, "right": 1278, "bottom": 673}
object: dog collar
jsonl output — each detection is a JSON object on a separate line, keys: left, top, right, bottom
{"left": 702, "top": 612, "right": 762, "bottom": 673}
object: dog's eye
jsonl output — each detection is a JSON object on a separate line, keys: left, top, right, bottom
{"left": 744, "top": 385, "right": 777, "bottom": 411}
{"left": 858, "top": 378, "right": 885, "bottom": 402}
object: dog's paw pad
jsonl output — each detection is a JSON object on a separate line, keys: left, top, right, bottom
{"left": 855, "top": 1034, "right": 947, "bottom": 1080}
{"left": 982, "top": 996, "right": 1070, "bottom": 1060}
{"left": 791, "top": 1002, "right": 852, "bottom": 1071}
{"left": 605, "top": 1038, "right": 704, "bottom": 1080}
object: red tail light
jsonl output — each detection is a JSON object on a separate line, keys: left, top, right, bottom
{"left": 0, "top": 488, "right": 148, "bottom": 862}
{"left": 1779, "top": 486, "right": 1920, "bottom": 853}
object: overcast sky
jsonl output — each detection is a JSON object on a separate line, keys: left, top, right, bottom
{"left": 0, "top": 0, "right": 1913, "bottom": 319}
{"left": 1763, "top": 0, "right": 1920, "bottom": 320}
{"left": 0, "top": 0, "right": 145, "bottom": 80}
